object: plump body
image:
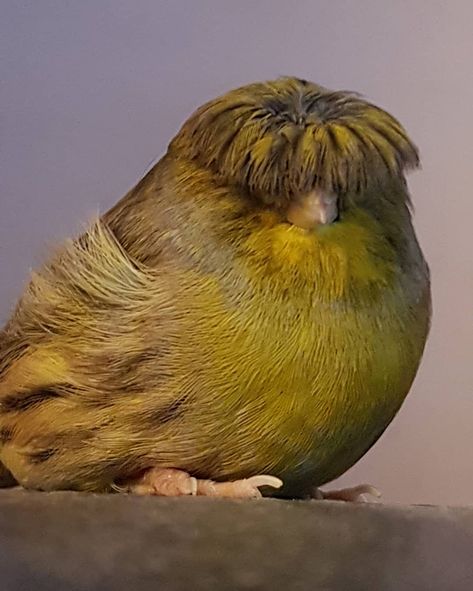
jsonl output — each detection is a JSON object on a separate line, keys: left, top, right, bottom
{"left": 0, "top": 78, "right": 430, "bottom": 495}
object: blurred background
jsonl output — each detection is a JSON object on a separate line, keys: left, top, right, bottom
{"left": 1, "top": 1, "right": 471, "bottom": 505}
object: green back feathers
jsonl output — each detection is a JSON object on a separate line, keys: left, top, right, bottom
{"left": 170, "top": 77, "right": 419, "bottom": 204}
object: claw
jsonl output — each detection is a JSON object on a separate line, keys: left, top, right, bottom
{"left": 315, "top": 483, "right": 382, "bottom": 503}
{"left": 198, "top": 474, "right": 283, "bottom": 498}
{"left": 123, "top": 468, "right": 283, "bottom": 499}
{"left": 245, "top": 475, "right": 284, "bottom": 490}
{"left": 189, "top": 476, "right": 198, "bottom": 496}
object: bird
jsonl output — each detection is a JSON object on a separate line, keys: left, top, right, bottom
{"left": 0, "top": 77, "right": 430, "bottom": 500}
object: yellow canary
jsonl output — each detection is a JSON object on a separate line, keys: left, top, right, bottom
{"left": 0, "top": 78, "right": 430, "bottom": 499}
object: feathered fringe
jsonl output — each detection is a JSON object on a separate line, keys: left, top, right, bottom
{"left": 170, "top": 77, "right": 419, "bottom": 203}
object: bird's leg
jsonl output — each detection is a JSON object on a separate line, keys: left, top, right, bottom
{"left": 311, "top": 484, "right": 382, "bottom": 503}
{"left": 120, "top": 467, "right": 283, "bottom": 499}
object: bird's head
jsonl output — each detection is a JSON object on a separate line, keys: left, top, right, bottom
{"left": 169, "top": 77, "right": 419, "bottom": 231}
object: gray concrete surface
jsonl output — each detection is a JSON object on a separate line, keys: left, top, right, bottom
{"left": 1, "top": 489, "right": 472, "bottom": 591}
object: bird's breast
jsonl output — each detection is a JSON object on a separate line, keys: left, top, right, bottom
{"left": 178, "top": 214, "right": 430, "bottom": 488}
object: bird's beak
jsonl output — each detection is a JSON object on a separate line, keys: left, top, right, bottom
{"left": 286, "top": 189, "right": 338, "bottom": 230}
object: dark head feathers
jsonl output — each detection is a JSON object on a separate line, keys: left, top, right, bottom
{"left": 169, "top": 77, "right": 419, "bottom": 204}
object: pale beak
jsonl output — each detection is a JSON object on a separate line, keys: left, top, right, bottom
{"left": 286, "top": 189, "right": 338, "bottom": 230}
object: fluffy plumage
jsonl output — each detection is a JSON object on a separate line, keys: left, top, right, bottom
{"left": 0, "top": 78, "right": 430, "bottom": 496}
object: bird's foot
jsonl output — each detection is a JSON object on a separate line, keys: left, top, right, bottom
{"left": 312, "top": 483, "right": 381, "bottom": 503}
{"left": 121, "top": 467, "right": 283, "bottom": 498}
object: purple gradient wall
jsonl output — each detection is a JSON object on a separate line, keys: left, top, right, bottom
{"left": 1, "top": 1, "right": 472, "bottom": 504}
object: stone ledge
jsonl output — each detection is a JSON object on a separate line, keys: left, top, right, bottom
{"left": 1, "top": 489, "right": 472, "bottom": 591}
